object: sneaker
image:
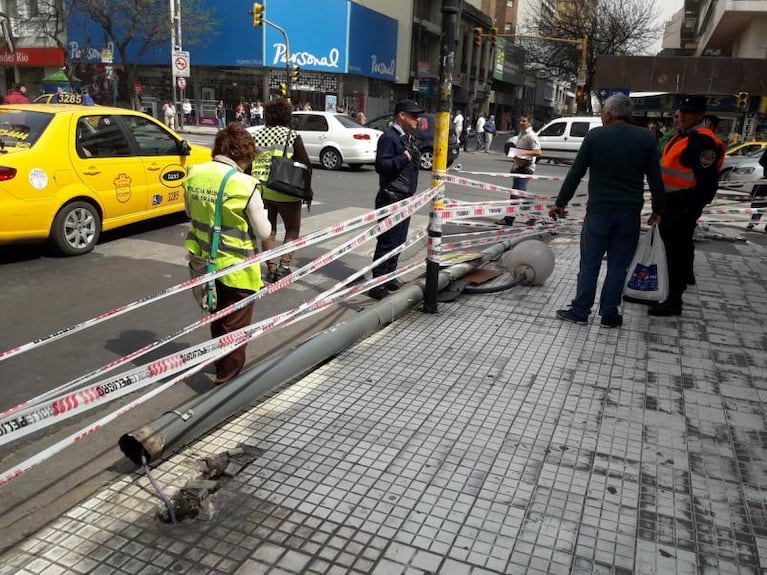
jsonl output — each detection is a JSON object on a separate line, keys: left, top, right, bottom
{"left": 367, "top": 285, "right": 389, "bottom": 300}
{"left": 747, "top": 223, "right": 755, "bottom": 230}
{"left": 555, "top": 309, "right": 588, "bottom": 324}
{"left": 600, "top": 314, "right": 623, "bottom": 328}
{"left": 385, "top": 278, "right": 404, "bottom": 291}
{"left": 496, "top": 217, "right": 516, "bottom": 226}
{"left": 265, "top": 269, "right": 278, "bottom": 283}
{"left": 647, "top": 302, "right": 682, "bottom": 317}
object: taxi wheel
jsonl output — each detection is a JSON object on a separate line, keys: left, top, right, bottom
{"left": 51, "top": 201, "right": 101, "bottom": 256}
{"left": 320, "top": 148, "right": 342, "bottom": 170}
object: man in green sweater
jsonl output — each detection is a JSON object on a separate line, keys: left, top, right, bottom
{"left": 549, "top": 94, "right": 666, "bottom": 328}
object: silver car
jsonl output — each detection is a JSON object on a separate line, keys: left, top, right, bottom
{"left": 719, "top": 149, "right": 765, "bottom": 190}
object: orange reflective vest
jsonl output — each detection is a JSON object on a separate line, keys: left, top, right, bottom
{"left": 661, "top": 127, "right": 726, "bottom": 192}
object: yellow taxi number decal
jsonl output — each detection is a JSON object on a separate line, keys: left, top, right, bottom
{"left": 58, "top": 93, "right": 83, "bottom": 104}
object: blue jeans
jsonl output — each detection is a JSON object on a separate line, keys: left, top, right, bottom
{"left": 570, "top": 210, "right": 640, "bottom": 319}
{"left": 512, "top": 175, "right": 529, "bottom": 193}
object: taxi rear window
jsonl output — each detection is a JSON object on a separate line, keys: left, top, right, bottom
{"left": 0, "top": 110, "right": 54, "bottom": 148}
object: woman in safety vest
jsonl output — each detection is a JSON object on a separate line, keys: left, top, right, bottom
{"left": 184, "top": 123, "right": 271, "bottom": 384}
{"left": 251, "top": 98, "right": 312, "bottom": 283}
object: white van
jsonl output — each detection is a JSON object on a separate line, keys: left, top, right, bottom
{"left": 505, "top": 116, "right": 603, "bottom": 162}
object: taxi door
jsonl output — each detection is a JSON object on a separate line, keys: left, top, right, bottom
{"left": 71, "top": 115, "right": 148, "bottom": 221}
{"left": 121, "top": 114, "right": 190, "bottom": 213}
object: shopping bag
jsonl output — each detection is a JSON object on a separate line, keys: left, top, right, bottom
{"left": 623, "top": 224, "right": 669, "bottom": 303}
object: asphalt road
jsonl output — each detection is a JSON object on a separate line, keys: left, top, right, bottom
{"left": 0, "top": 134, "right": 570, "bottom": 554}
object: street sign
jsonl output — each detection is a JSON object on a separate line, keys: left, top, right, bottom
{"left": 176, "top": 76, "right": 186, "bottom": 89}
{"left": 172, "top": 50, "right": 190, "bottom": 78}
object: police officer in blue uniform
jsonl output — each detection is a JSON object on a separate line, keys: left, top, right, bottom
{"left": 368, "top": 99, "right": 423, "bottom": 300}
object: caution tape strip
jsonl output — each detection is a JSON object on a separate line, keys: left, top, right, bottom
{"left": 0, "top": 184, "right": 443, "bottom": 364}
{"left": 0, "top": 191, "right": 439, "bottom": 445}
{"left": 0, "top": 254, "right": 431, "bottom": 489}
{"left": 702, "top": 207, "right": 767, "bottom": 215}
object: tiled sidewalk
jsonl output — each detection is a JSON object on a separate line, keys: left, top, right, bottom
{"left": 1, "top": 236, "right": 766, "bottom": 575}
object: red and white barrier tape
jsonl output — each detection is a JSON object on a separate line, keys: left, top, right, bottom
{"left": 449, "top": 168, "right": 568, "bottom": 182}
{"left": 0, "top": 193, "right": 439, "bottom": 446}
{"left": 0, "top": 184, "right": 443, "bottom": 364}
{"left": 0, "top": 254, "right": 430, "bottom": 488}
{"left": 702, "top": 207, "right": 767, "bottom": 215}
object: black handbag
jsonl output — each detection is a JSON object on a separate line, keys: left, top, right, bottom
{"left": 265, "top": 130, "right": 313, "bottom": 203}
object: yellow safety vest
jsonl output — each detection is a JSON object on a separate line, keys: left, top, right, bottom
{"left": 184, "top": 161, "right": 263, "bottom": 291}
{"left": 251, "top": 125, "right": 301, "bottom": 203}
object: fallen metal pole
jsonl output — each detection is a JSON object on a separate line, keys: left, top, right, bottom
{"left": 119, "top": 232, "right": 552, "bottom": 466}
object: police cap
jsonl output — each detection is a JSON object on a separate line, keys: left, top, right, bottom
{"left": 677, "top": 94, "right": 707, "bottom": 113}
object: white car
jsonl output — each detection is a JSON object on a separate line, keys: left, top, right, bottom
{"left": 504, "top": 116, "right": 603, "bottom": 162}
{"left": 719, "top": 148, "right": 765, "bottom": 190}
{"left": 248, "top": 111, "right": 382, "bottom": 170}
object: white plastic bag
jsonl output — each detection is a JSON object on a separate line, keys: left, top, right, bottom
{"left": 623, "top": 224, "right": 669, "bottom": 303}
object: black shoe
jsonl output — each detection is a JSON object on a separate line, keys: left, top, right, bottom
{"left": 367, "top": 286, "right": 389, "bottom": 300}
{"left": 496, "top": 217, "right": 516, "bottom": 226}
{"left": 647, "top": 302, "right": 682, "bottom": 317}
{"left": 275, "top": 266, "right": 292, "bottom": 280}
{"left": 600, "top": 314, "right": 623, "bottom": 328}
{"left": 747, "top": 223, "right": 755, "bottom": 230}
{"left": 385, "top": 278, "right": 404, "bottom": 291}
{"left": 265, "top": 269, "right": 278, "bottom": 283}
{"left": 555, "top": 309, "right": 588, "bottom": 324}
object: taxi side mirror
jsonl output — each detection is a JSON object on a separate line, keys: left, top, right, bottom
{"left": 178, "top": 139, "right": 192, "bottom": 155}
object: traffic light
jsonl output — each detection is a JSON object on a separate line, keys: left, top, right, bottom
{"left": 290, "top": 66, "right": 300, "bottom": 84}
{"left": 280, "top": 83, "right": 288, "bottom": 97}
{"left": 473, "top": 27, "right": 482, "bottom": 47}
{"left": 252, "top": 2, "right": 264, "bottom": 27}
{"left": 737, "top": 91, "right": 749, "bottom": 110}
{"left": 490, "top": 27, "right": 498, "bottom": 43}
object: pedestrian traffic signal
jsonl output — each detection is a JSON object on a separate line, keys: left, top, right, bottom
{"left": 737, "top": 91, "right": 749, "bottom": 110}
{"left": 280, "top": 83, "right": 288, "bottom": 96}
{"left": 252, "top": 2, "right": 264, "bottom": 27}
{"left": 290, "top": 66, "right": 300, "bottom": 84}
{"left": 490, "top": 27, "right": 498, "bottom": 43}
{"left": 473, "top": 27, "right": 482, "bottom": 47}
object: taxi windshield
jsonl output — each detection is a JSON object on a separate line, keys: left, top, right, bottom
{"left": 0, "top": 110, "right": 54, "bottom": 149}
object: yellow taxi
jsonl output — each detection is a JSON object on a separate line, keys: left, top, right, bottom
{"left": 0, "top": 103, "right": 210, "bottom": 255}
{"left": 726, "top": 141, "right": 767, "bottom": 157}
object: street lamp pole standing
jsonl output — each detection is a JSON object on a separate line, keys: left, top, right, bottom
{"left": 170, "top": 0, "right": 184, "bottom": 128}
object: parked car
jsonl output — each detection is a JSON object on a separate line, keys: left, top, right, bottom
{"left": 366, "top": 112, "right": 460, "bottom": 170}
{"left": 247, "top": 111, "right": 382, "bottom": 170}
{"left": 719, "top": 148, "right": 765, "bottom": 190}
{"left": 504, "top": 116, "right": 602, "bottom": 162}
{"left": 0, "top": 103, "right": 210, "bottom": 255}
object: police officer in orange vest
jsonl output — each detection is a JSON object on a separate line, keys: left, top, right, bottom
{"left": 649, "top": 95, "right": 726, "bottom": 317}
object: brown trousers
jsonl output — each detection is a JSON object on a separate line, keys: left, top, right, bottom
{"left": 262, "top": 199, "right": 302, "bottom": 271}
{"left": 210, "top": 280, "right": 255, "bottom": 384}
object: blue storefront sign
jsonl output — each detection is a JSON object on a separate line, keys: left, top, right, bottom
{"left": 262, "top": 0, "right": 348, "bottom": 73}
{"left": 348, "top": 3, "right": 397, "bottom": 81}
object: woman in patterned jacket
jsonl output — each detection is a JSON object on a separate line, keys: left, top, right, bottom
{"left": 250, "top": 99, "right": 312, "bottom": 282}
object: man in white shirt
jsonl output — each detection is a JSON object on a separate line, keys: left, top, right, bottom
{"left": 453, "top": 110, "right": 464, "bottom": 142}
{"left": 475, "top": 114, "right": 486, "bottom": 151}
{"left": 500, "top": 115, "right": 541, "bottom": 225}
